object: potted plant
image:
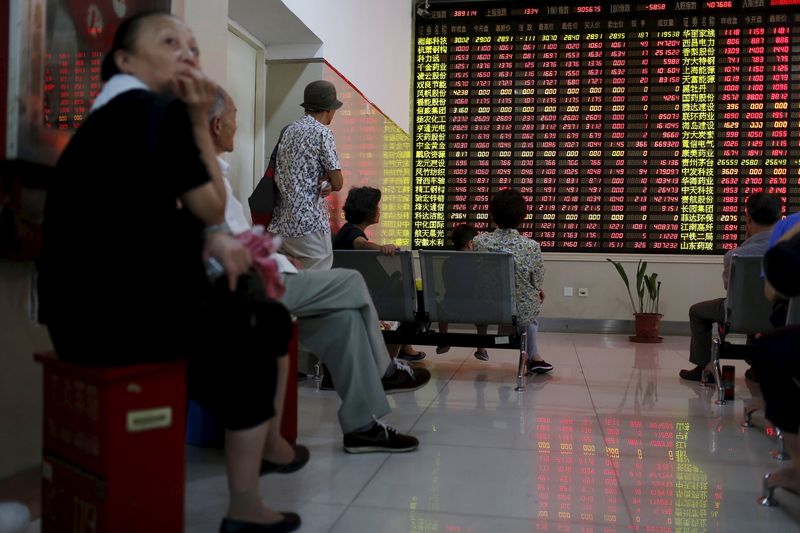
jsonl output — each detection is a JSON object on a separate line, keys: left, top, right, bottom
{"left": 607, "top": 259, "right": 663, "bottom": 343}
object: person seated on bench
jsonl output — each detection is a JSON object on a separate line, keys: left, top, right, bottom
{"left": 752, "top": 226, "right": 800, "bottom": 496}
{"left": 435, "top": 224, "right": 491, "bottom": 360}
{"left": 210, "top": 87, "right": 429, "bottom": 453}
{"left": 472, "top": 189, "right": 553, "bottom": 374}
{"left": 763, "top": 210, "right": 800, "bottom": 329}
{"left": 679, "top": 192, "right": 781, "bottom": 383}
{"left": 332, "top": 186, "right": 426, "bottom": 362}
{"left": 764, "top": 220, "right": 800, "bottom": 306}
{"left": 39, "top": 12, "right": 300, "bottom": 532}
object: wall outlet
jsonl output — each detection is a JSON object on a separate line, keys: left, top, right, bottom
{"left": 578, "top": 288, "right": 589, "bottom": 297}
{"left": 563, "top": 287, "right": 574, "bottom": 297}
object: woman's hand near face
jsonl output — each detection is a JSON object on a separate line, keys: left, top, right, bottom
{"left": 174, "top": 67, "right": 216, "bottom": 121}
{"left": 173, "top": 66, "right": 227, "bottom": 211}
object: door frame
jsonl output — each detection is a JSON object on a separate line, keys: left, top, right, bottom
{"left": 227, "top": 19, "right": 267, "bottom": 192}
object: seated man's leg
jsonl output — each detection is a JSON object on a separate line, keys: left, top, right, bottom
{"left": 301, "top": 308, "right": 391, "bottom": 432}
{"left": 281, "top": 269, "right": 425, "bottom": 450}
{"left": 287, "top": 270, "right": 431, "bottom": 391}
{"left": 281, "top": 269, "right": 371, "bottom": 313}
{"left": 301, "top": 307, "right": 419, "bottom": 453}
{"left": 281, "top": 269, "right": 431, "bottom": 390}
{"left": 281, "top": 269, "right": 390, "bottom": 374}
{"left": 680, "top": 298, "right": 725, "bottom": 381}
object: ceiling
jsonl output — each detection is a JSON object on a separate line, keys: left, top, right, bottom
{"left": 228, "top": 0, "right": 322, "bottom": 46}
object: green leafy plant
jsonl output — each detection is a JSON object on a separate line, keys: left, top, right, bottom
{"left": 606, "top": 259, "right": 661, "bottom": 314}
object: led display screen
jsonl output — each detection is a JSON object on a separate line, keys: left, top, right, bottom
{"left": 413, "top": 0, "right": 800, "bottom": 252}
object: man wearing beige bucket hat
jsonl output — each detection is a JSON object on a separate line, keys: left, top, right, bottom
{"left": 268, "top": 80, "right": 345, "bottom": 270}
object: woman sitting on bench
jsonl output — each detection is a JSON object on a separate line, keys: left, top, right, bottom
{"left": 472, "top": 189, "right": 554, "bottom": 375}
{"left": 333, "top": 186, "right": 426, "bottom": 362}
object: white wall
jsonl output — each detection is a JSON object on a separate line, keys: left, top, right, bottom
{"left": 174, "top": 0, "right": 229, "bottom": 84}
{"left": 0, "top": 262, "right": 52, "bottom": 478}
{"left": 264, "top": 61, "right": 324, "bottom": 155}
{"left": 226, "top": 25, "right": 266, "bottom": 208}
{"left": 540, "top": 255, "right": 724, "bottom": 323}
{"left": 282, "top": 0, "right": 412, "bottom": 132}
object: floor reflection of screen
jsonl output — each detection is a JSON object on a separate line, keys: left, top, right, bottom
{"left": 534, "top": 415, "right": 720, "bottom": 531}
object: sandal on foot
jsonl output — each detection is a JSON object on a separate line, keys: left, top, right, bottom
{"left": 260, "top": 444, "right": 310, "bottom": 475}
{"left": 398, "top": 350, "right": 426, "bottom": 362}
{"left": 474, "top": 348, "right": 489, "bottom": 361}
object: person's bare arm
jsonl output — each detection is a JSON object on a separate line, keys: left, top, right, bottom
{"left": 182, "top": 182, "right": 225, "bottom": 225}
{"left": 326, "top": 169, "right": 344, "bottom": 191}
{"left": 353, "top": 236, "right": 397, "bottom": 255}
{"left": 764, "top": 278, "right": 783, "bottom": 302}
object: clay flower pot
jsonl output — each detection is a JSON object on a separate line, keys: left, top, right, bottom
{"left": 630, "top": 313, "right": 663, "bottom": 343}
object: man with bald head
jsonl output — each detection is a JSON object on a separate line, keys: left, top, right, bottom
{"left": 208, "top": 87, "right": 430, "bottom": 454}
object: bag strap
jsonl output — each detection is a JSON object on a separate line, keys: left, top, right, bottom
{"left": 269, "top": 125, "right": 291, "bottom": 170}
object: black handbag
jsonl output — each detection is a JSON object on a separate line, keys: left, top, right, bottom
{"left": 248, "top": 125, "right": 289, "bottom": 226}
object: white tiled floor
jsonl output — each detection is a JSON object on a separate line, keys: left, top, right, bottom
{"left": 184, "top": 333, "right": 800, "bottom": 532}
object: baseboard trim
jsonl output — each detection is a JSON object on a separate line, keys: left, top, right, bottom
{"left": 537, "top": 318, "right": 690, "bottom": 336}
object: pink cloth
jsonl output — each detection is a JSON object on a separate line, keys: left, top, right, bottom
{"left": 235, "top": 231, "right": 285, "bottom": 300}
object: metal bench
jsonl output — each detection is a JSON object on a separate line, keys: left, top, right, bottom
{"left": 787, "top": 295, "right": 800, "bottom": 326}
{"left": 710, "top": 254, "right": 774, "bottom": 405}
{"left": 332, "top": 250, "right": 418, "bottom": 323}
{"left": 333, "top": 249, "right": 530, "bottom": 391}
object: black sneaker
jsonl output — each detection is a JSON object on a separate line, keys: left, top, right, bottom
{"left": 679, "top": 365, "right": 715, "bottom": 384}
{"left": 527, "top": 358, "right": 554, "bottom": 375}
{"left": 382, "top": 360, "right": 431, "bottom": 394}
{"left": 343, "top": 420, "right": 419, "bottom": 454}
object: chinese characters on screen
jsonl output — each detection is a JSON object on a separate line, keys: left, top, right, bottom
{"left": 413, "top": 1, "right": 800, "bottom": 252}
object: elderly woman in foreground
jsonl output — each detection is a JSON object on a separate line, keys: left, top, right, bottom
{"left": 39, "top": 11, "right": 300, "bottom": 533}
